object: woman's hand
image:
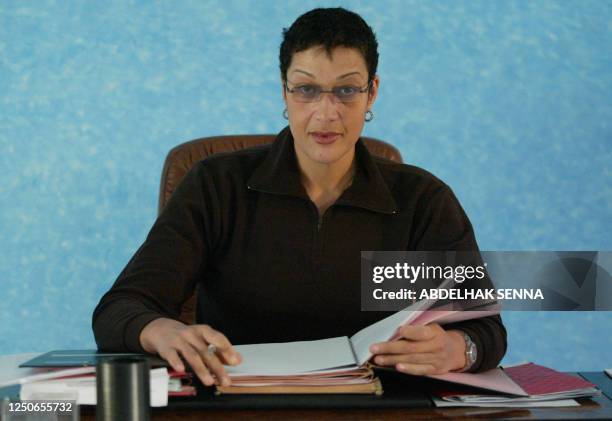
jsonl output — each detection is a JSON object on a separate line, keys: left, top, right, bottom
{"left": 139, "top": 318, "right": 242, "bottom": 386}
{"left": 369, "top": 324, "right": 467, "bottom": 375}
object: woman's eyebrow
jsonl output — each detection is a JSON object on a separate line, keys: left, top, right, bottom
{"left": 291, "top": 69, "right": 316, "bottom": 78}
{"left": 291, "top": 69, "right": 364, "bottom": 80}
{"left": 336, "top": 71, "right": 363, "bottom": 80}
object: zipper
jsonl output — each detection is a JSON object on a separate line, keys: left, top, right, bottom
{"left": 315, "top": 206, "right": 330, "bottom": 231}
{"left": 308, "top": 201, "right": 326, "bottom": 278}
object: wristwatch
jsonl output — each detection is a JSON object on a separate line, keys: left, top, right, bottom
{"left": 458, "top": 331, "right": 477, "bottom": 372}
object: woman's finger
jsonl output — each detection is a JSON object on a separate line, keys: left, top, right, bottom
{"left": 198, "top": 325, "right": 242, "bottom": 366}
{"left": 201, "top": 346, "right": 231, "bottom": 386}
{"left": 158, "top": 347, "right": 185, "bottom": 373}
{"left": 178, "top": 327, "right": 231, "bottom": 385}
{"left": 395, "top": 362, "right": 436, "bottom": 376}
{"left": 374, "top": 352, "right": 437, "bottom": 367}
{"left": 370, "top": 338, "right": 438, "bottom": 356}
{"left": 398, "top": 324, "right": 439, "bottom": 341}
{"left": 175, "top": 341, "right": 215, "bottom": 386}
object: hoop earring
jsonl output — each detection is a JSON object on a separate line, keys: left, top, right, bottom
{"left": 283, "top": 108, "right": 289, "bottom": 120}
{"left": 365, "top": 110, "right": 374, "bottom": 122}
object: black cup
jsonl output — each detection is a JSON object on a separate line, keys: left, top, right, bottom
{"left": 96, "top": 356, "right": 151, "bottom": 421}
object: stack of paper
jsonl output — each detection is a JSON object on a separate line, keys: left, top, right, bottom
{"left": 17, "top": 367, "right": 170, "bottom": 406}
{"left": 431, "top": 362, "right": 600, "bottom": 407}
{"left": 217, "top": 337, "right": 381, "bottom": 394}
{"left": 14, "top": 351, "right": 196, "bottom": 405}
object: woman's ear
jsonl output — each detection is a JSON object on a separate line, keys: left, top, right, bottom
{"left": 367, "top": 75, "right": 380, "bottom": 109}
{"left": 281, "top": 77, "right": 288, "bottom": 103}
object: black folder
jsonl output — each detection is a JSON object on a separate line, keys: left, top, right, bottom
{"left": 19, "top": 349, "right": 167, "bottom": 368}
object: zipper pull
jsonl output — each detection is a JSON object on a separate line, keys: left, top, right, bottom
{"left": 317, "top": 216, "right": 323, "bottom": 231}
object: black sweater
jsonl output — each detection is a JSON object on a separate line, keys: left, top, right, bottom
{"left": 93, "top": 126, "right": 507, "bottom": 372}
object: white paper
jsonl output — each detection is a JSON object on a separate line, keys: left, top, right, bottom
{"left": 20, "top": 367, "right": 169, "bottom": 407}
{"left": 350, "top": 278, "right": 462, "bottom": 365}
{"left": 0, "top": 353, "right": 46, "bottom": 387}
{"left": 350, "top": 299, "right": 435, "bottom": 365}
{"left": 226, "top": 336, "right": 357, "bottom": 376}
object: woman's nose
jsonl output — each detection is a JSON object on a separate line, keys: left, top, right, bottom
{"left": 314, "top": 92, "right": 340, "bottom": 120}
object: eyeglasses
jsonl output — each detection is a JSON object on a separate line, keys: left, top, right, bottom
{"left": 285, "top": 80, "right": 372, "bottom": 103}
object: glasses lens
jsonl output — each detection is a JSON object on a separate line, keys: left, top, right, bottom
{"left": 293, "top": 85, "right": 320, "bottom": 102}
{"left": 333, "top": 86, "right": 360, "bottom": 103}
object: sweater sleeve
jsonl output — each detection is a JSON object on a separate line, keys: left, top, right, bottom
{"left": 92, "top": 162, "right": 216, "bottom": 352}
{"left": 412, "top": 183, "right": 507, "bottom": 372}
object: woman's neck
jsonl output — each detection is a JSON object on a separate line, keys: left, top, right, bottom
{"left": 295, "top": 148, "right": 356, "bottom": 214}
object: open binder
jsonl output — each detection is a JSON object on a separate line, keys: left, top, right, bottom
{"left": 216, "top": 295, "right": 499, "bottom": 395}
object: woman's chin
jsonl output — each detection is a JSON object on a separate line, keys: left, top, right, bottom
{"left": 309, "top": 147, "right": 352, "bottom": 166}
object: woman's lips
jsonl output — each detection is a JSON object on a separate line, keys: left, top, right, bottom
{"left": 311, "top": 132, "right": 341, "bottom": 144}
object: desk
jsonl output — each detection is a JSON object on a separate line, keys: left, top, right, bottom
{"left": 2, "top": 354, "right": 612, "bottom": 420}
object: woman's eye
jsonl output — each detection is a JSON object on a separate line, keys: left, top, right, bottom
{"left": 297, "top": 85, "right": 317, "bottom": 95}
{"left": 337, "top": 86, "right": 358, "bottom": 96}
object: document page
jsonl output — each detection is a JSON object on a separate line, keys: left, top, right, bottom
{"left": 350, "top": 296, "right": 438, "bottom": 365}
{"left": 225, "top": 336, "right": 358, "bottom": 376}
{"left": 351, "top": 277, "right": 461, "bottom": 365}
{"left": 429, "top": 368, "right": 527, "bottom": 396}
{"left": 350, "top": 309, "right": 424, "bottom": 366}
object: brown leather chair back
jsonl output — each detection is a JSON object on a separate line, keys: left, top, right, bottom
{"left": 158, "top": 134, "right": 403, "bottom": 324}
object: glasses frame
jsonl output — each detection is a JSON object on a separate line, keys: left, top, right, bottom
{"left": 284, "top": 80, "right": 373, "bottom": 104}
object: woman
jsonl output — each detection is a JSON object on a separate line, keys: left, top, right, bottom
{"left": 93, "top": 7, "right": 506, "bottom": 388}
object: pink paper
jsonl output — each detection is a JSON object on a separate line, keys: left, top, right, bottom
{"left": 504, "top": 363, "right": 596, "bottom": 396}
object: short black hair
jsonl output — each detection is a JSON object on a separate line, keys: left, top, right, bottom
{"left": 279, "top": 8, "right": 379, "bottom": 83}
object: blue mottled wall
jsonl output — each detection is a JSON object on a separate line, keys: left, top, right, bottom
{"left": 1, "top": 1, "right": 610, "bottom": 370}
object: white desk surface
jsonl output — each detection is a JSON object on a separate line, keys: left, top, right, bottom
{"left": 0, "top": 353, "right": 44, "bottom": 387}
